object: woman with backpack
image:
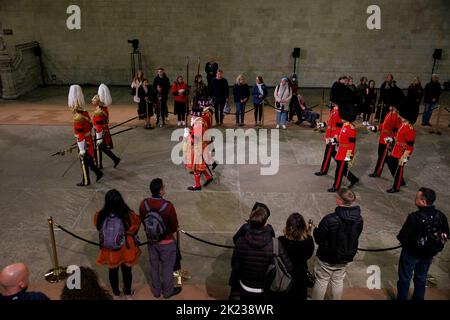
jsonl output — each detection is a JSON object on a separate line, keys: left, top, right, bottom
{"left": 278, "top": 213, "right": 315, "bottom": 300}
{"left": 94, "top": 189, "right": 141, "bottom": 300}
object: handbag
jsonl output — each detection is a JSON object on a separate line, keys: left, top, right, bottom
{"left": 304, "top": 264, "right": 316, "bottom": 288}
{"left": 266, "top": 238, "right": 293, "bottom": 293}
{"left": 223, "top": 102, "right": 231, "bottom": 114}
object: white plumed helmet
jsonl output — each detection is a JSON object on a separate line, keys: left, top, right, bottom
{"left": 98, "top": 83, "right": 112, "bottom": 106}
{"left": 68, "top": 85, "right": 85, "bottom": 110}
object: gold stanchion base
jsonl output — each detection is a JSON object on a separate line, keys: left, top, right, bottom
{"left": 173, "top": 269, "right": 191, "bottom": 286}
{"left": 45, "top": 266, "right": 68, "bottom": 283}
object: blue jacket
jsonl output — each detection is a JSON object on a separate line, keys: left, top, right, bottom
{"left": 252, "top": 83, "right": 268, "bottom": 105}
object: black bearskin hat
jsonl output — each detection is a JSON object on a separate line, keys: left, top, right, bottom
{"left": 398, "top": 101, "right": 419, "bottom": 124}
{"left": 338, "top": 98, "right": 357, "bottom": 123}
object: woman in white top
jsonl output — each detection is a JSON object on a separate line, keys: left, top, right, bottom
{"left": 131, "top": 70, "right": 144, "bottom": 116}
{"left": 274, "top": 77, "right": 292, "bottom": 129}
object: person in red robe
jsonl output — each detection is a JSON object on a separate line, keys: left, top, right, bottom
{"left": 184, "top": 107, "right": 214, "bottom": 191}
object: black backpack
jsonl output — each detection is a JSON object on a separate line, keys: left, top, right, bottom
{"left": 334, "top": 216, "right": 359, "bottom": 263}
{"left": 143, "top": 199, "right": 168, "bottom": 243}
{"left": 416, "top": 211, "right": 448, "bottom": 258}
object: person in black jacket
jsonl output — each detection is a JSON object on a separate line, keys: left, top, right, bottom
{"left": 228, "top": 203, "right": 274, "bottom": 300}
{"left": 329, "top": 76, "right": 349, "bottom": 106}
{"left": 204, "top": 57, "right": 218, "bottom": 87}
{"left": 230, "top": 206, "right": 286, "bottom": 301}
{"left": 377, "top": 74, "right": 399, "bottom": 122}
{"left": 421, "top": 74, "right": 442, "bottom": 126}
{"left": 405, "top": 77, "right": 423, "bottom": 121}
{"left": 153, "top": 68, "right": 171, "bottom": 123}
{"left": 396, "top": 187, "right": 449, "bottom": 300}
{"left": 137, "top": 79, "right": 155, "bottom": 128}
{"left": 311, "top": 188, "right": 363, "bottom": 300}
{"left": 233, "top": 74, "right": 250, "bottom": 126}
{"left": 278, "top": 213, "right": 314, "bottom": 300}
{"left": 209, "top": 69, "right": 229, "bottom": 126}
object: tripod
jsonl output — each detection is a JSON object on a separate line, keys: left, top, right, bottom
{"left": 130, "top": 51, "right": 142, "bottom": 78}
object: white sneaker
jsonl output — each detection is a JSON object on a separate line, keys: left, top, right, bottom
{"left": 363, "top": 121, "right": 368, "bottom": 126}
{"left": 177, "top": 121, "right": 181, "bottom": 127}
{"left": 181, "top": 121, "right": 185, "bottom": 126}
{"left": 276, "top": 124, "right": 280, "bottom": 129}
{"left": 159, "top": 124, "right": 163, "bottom": 128}
{"left": 282, "top": 125, "right": 286, "bottom": 129}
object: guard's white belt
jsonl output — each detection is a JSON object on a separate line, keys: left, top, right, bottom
{"left": 240, "top": 281, "right": 264, "bottom": 293}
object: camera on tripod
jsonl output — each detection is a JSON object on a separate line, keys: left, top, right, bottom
{"left": 128, "top": 39, "right": 139, "bottom": 53}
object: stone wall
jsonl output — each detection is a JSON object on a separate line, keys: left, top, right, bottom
{"left": 0, "top": 0, "right": 449, "bottom": 88}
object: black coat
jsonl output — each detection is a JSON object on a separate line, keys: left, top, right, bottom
{"left": 424, "top": 80, "right": 442, "bottom": 103}
{"left": 231, "top": 225, "right": 291, "bottom": 289}
{"left": 137, "top": 85, "right": 155, "bottom": 117}
{"left": 153, "top": 75, "right": 171, "bottom": 97}
{"left": 209, "top": 77, "right": 229, "bottom": 100}
{"left": 205, "top": 62, "right": 218, "bottom": 82}
{"left": 314, "top": 206, "right": 363, "bottom": 264}
{"left": 330, "top": 82, "right": 354, "bottom": 105}
{"left": 378, "top": 81, "right": 400, "bottom": 106}
{"left": 233, "top": 83, "right": 250, "bottom": 103}
{"left": 397, "top": 206, "right": 449, "bottom": 259}
{"left": 277, "top": 235, "right": 314, "bottom": 299}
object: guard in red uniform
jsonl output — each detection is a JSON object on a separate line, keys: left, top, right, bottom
{"left": 68, "top": 85, "right": 103, "bottom": 186}
{"left": 91, "top": 84, "right": 120, "bottom": 169}
{"left": 184, "top": 107, "right": 214, "bottom": 191}
{"left": 368, "top": 105, "right": 402, "bottom": 177}
{"left": 199, "top": 100, "right": 218, "bottom": 170}
{"left": 385, "top": 103, "right": 418, "bottom": 193}
{"left": 315, "top": 103, "right": 343, "bottom": 176}
{"left": 328, "top": 101, "right": 359, "bottom": 192}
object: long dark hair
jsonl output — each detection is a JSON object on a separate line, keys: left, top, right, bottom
{"left": 284, "top": 213, "right": 309, "bottom": 241}
{"left": 60, "top": 267, "right": 113, "bottom": 300}
{"left": 96, "top": 189, "right": 132, "bottom": 231}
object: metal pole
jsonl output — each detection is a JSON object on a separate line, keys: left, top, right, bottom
{"left": 138, "top": 51, "right": 142, "bottom": 70}
{"left": 44, "top": 217, "right": 68, "bottom": 283}
{"left": 130, "top": 53, "right": 135, "bottom": 79}
{"left": 173, "top": 230, "right": 191, "bottom": 286}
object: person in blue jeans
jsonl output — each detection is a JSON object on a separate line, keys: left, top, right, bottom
{"left": 421, "top": 74, "right": 442, "bottom": 126}
{"left": 274, "top": 77, "right": 292, "bottom": 129}
{"left": 252, "top": 76, "right": 268, "bottom": 126}
{"left": 396, "top": 187, "right": 449, "bottom": 300}
{"left": 233, "top": 74, "right": 250, "bottom": 126}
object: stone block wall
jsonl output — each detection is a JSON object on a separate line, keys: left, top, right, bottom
{"left": 0, "top": 0, "right": 449, "bottom": 88}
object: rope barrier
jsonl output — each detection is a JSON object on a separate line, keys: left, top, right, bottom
{"left": 55, "top": 222, "right": 402, "bottom": 253}
{"left": 180, "top": 230, "right": 235, "bottom": 249}
{"left": 56, "top": 224, "right": 100, "bottom": 247}
{"left": 357, "top": 245, "right": 402, "bottom": 252}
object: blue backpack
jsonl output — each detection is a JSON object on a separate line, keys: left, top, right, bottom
{"left": 143, "top": 199, "right": 168, "bottom": 243}
{"left": 99, "top": 213, "right": 126, "bottom": 250}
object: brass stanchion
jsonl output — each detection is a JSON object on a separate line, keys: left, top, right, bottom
{"left": 44, "top": 217, "right": 68, "bottom": 283}
{"left": 173, "top": 230, "right": 191, "bottom": 286}
{"left": 430, "top": 105, "right": 442, "bottom": 135}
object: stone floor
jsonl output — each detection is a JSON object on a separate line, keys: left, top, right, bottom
{"left": 0, "top": 86, "right": 449, "bottom": 300}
